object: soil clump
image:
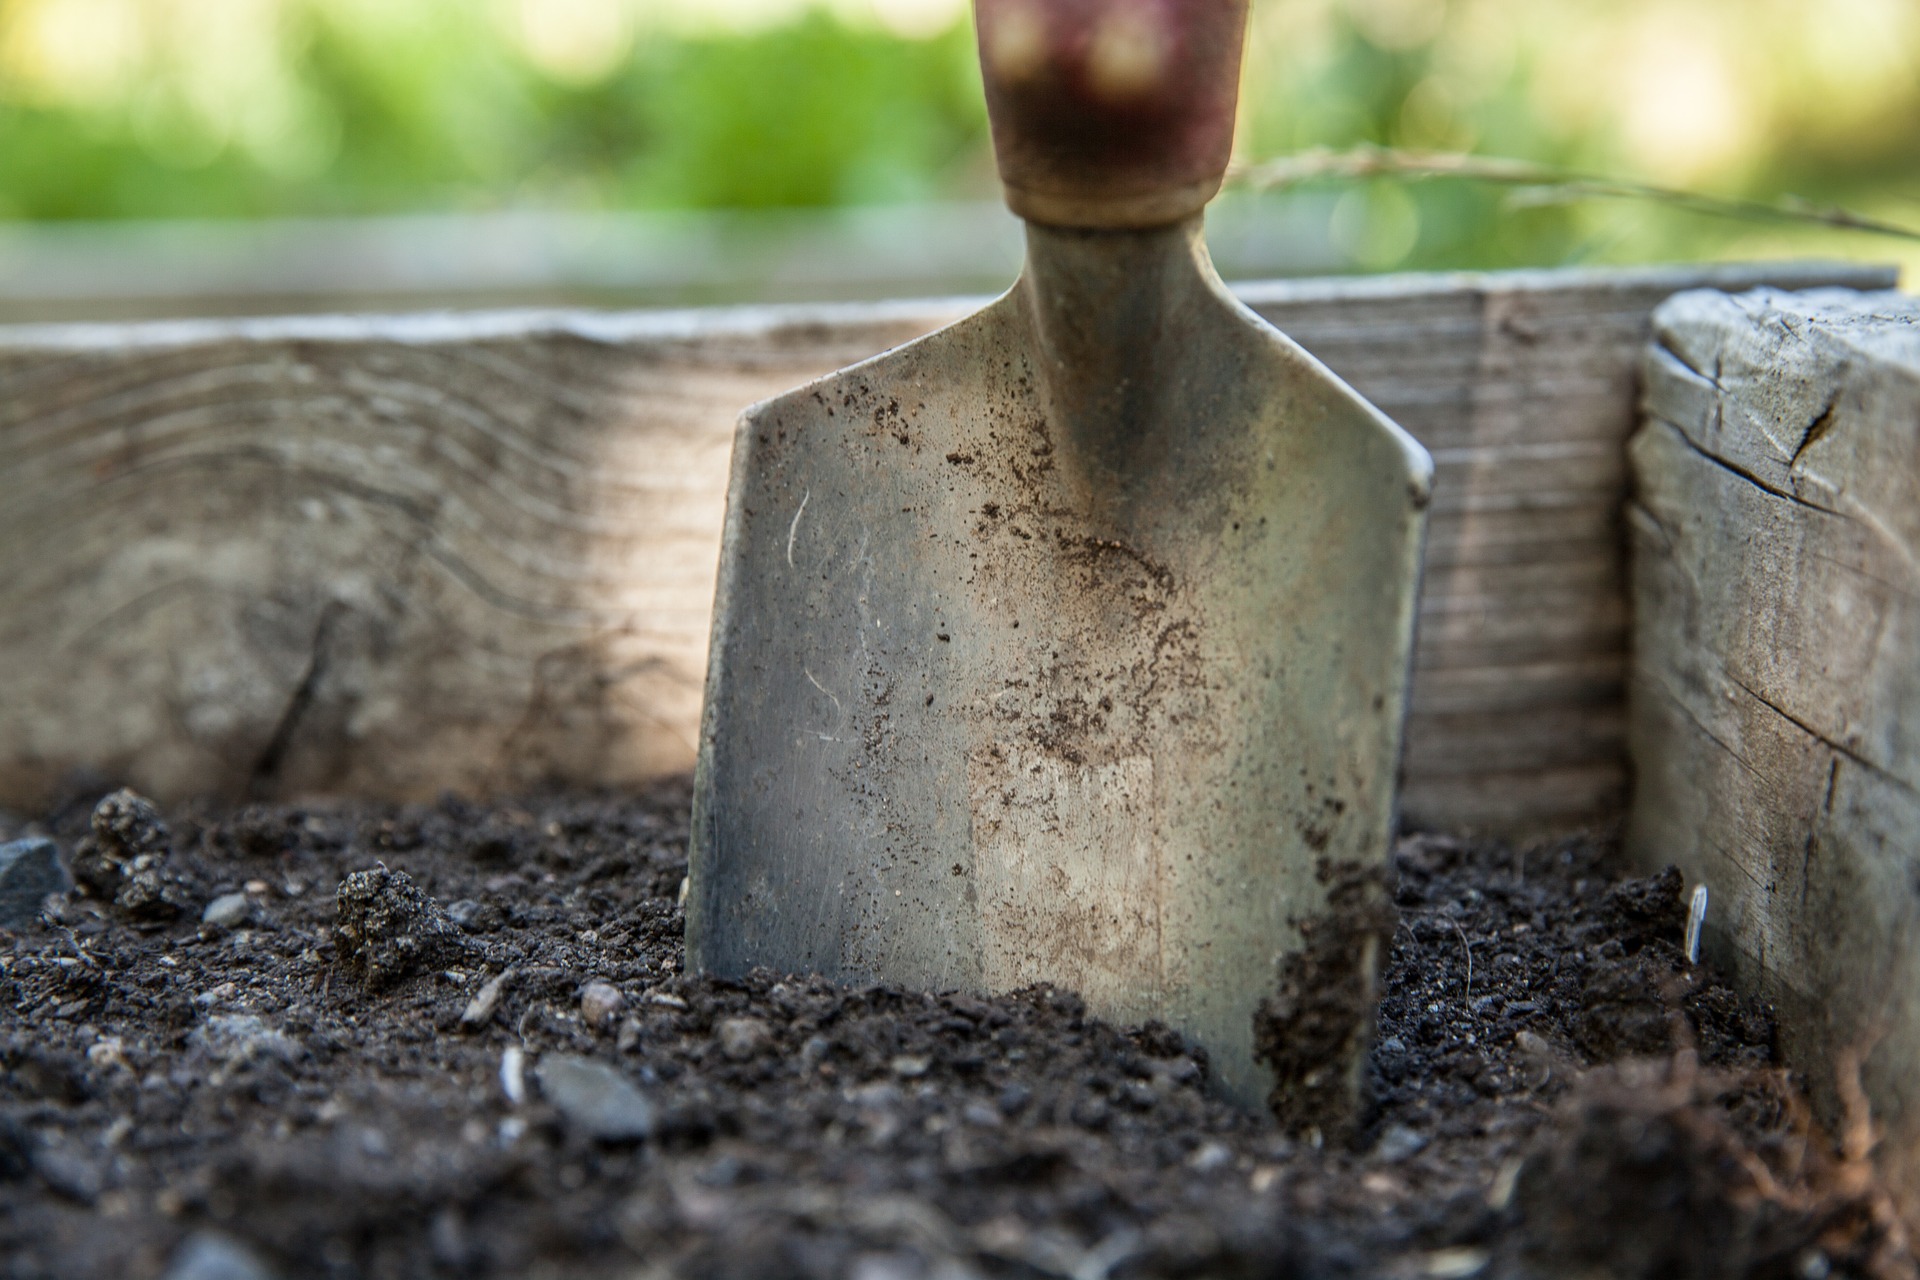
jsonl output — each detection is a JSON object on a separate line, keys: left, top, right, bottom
{"left": 0, "top": 783, "right": 1909, "bottom": 1279}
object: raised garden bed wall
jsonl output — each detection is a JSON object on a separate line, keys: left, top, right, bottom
{"left": 0, "top": 262, "right": 1893, "bottom": 836}
{"left": 1629, "top": 286, "right": 1920, "bottom": 1222}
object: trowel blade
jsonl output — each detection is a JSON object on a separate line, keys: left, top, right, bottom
{"left": 689, "top": 223, "right": 1429, "bottom": 1111}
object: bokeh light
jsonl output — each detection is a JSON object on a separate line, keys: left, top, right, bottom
{"left": 0, "top": 0, "right": 1912, "bottom": 282}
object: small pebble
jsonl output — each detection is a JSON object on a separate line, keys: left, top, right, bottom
{"left": 188, "top": 1014, "right": 302, "bottom": 1066}
{"left": 200, "top": 893, "right": 252, "bottom": 931}
{"left": 0, "top": 838, "right": 70, "bottom": 928}
{"left": 889, "top": 1054, "right": 930, "bottom": 1078}
{"left": 849, "top": 1081, "right": 901, "bottom": 1111}
{"left": 462, "top": 968, "right": 516, "bottom": 1030}
{"left": 430, "top": 1208, "right": 469, "bottom": 1269}
{"left": 1375, "top": 1122, "right": 1429, "bottom": 1163}
{"left": 33, "top": 1142, "right": 103, "bottom": 1202}
{"left": 163, "top": 1230, "right": 279, "bottom": 1280}
{"left": 717, "top": 1017, "right": 770, "bottom": 1061}
{"left": 1187, "top": 1140, "right": 1233, "bottom": 1173}
{"left": 86, "top": 1037, "right": 130, "bottom": 1071}
{"left": 446, "top": 898, "right": 505, "bottom": 933}
{"left": 534, "top": 1054, "right": 655, "bottom": 1142}
{"left": 1422, "top": 1246, "right": 1490, "bottom": 1279}
{"left": 579, "top": 981, "right": 624, "bottom": 1031}
{"left": 500, "top": 1046, "right": 527, "bottom": 1105}
{"left": 849, "top": 1252, "right": 922, "bottom": 1280}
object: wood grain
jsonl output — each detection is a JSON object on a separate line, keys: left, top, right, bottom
{"left": 0, "top": 306, "right": 969, "bottom": 807}
{"left": 0, "top": 263, "right": 1894, "bottom": 834}
{"left": 1245, "top": 262, "right": 1897, "bottom": 832}
{"left": 1628, "top": 285, "right": 1920, "bottom": 1223}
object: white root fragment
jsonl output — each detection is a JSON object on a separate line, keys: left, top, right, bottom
{"left": 1685, "top": 884, "right": 1708, "bottom": 965}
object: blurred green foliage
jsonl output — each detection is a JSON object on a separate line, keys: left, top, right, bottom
{"left": 618, "top": 16, "right": 983, "bottom": 208}
{"left": 0, "top": 0, "right": 1914, "bottom": 274}
{"left": 0, "top": 3, "right": 987, "bottom": 218}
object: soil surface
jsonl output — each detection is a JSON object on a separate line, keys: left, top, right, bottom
{"left": 0, "top": 782, "right": 1911, "bottom": 1280}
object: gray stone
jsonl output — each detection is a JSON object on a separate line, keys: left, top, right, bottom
{"left": 32, "top": 1141, "right": 103, "bottom": 1203}
{"left": 188, "top": 1014, "right": 303, "bottom": 1066}
{"left": 579, "top": 980, "right": 624, "bottom": 1031}
{"left": 534, "top": 1053, "right": 655, "bottom": 1142}
{"left": 200, "top": 892, "right": 252, "bottom": 931}
{"left": 1374, "top": 1122, "right": 1428, "bottom": 1162}
{"left": 0, "top": 838, "right": 69, "bottom": 927}
{"left": 1186, "top": 1140, "right": 1233, "bottom": 1173}
{"left": 164, "top": 1231, "right": 278, "bottom": 1280}
{"left": 716, "top": 1016, "right": 769, "bottom": 1062}
{"left": 446, "top": 898, "right": 504, "bottom": 933}
{"left": 461, "top": 967, "right": 516, "bottom": 1030}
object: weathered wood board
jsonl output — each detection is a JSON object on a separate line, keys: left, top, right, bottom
{"left": 1628, "top": 286, "right": 1920, "bottom": 1216}
{"left": 0, "top": 304, "right": 971, "bottom": 809}
{"left": 0, "top": 261, "right": 1893, "bottom": 832}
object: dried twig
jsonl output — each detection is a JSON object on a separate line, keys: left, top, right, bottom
{"left": 1451, "top": 917, "right": 1472, "bottom": 1002}
{"left": 1229, "top": 146, "right": 1920, "bottom": 245}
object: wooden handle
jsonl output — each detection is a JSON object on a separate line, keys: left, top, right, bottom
{"left": 975, "top": 0, "right": 1249, "bottom": 229}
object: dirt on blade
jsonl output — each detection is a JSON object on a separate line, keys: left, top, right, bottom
{"left": 1253, "top": 858, "right": 1393, "bottom": 1142}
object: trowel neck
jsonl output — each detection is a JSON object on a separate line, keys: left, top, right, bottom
{"left": 1016, "top": 216, "right": 1217, "bottom": 447}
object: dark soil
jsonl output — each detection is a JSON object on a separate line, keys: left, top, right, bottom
{"left": 0, "top": 783, "right": 1910, "bottom": 1280}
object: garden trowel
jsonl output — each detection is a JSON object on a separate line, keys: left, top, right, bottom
{"left": 689, "top": 0, "right": 1430, "bottom": 1112}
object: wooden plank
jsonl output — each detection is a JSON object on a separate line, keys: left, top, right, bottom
{"left": 1627, "top": 285, "right": 1920, "bottom": 1226}
{"left": 1401, "top": 763, "right": 1625, "bottom": 836}
{"left": 1403, "top": 704, "right": 1625, "bottom": 778}
{"left": 0, "top": 263, "right": 1895, "bottom": 833}
{"left": 1401, "top": 655, "right": 1625, "bottom": 715}
{"left": 0, "top": 306, "right": 969, "bottom": 806}
{"left": 1273, "top": 263, "right": 1896, "bottom": 832}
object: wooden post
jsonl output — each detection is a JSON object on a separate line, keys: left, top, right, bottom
{"left": 1629, "top": 285, "right": 1920, "bottom": 1222}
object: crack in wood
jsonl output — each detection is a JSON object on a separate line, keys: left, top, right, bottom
{"left": 1790, "top": 391, "right": 1843, "bottom": 468}
{"left": 1650, "top": 677, "right": 1766, "bottom": 784}
{"left": 1653, "top": 414, "right": 1848, "bottom": 519}
{"left": 249, "top": 601, "right": 344, "bottom": 795}
{"left": 1723, "top": 670, "right": 1920, "bottom": 802}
